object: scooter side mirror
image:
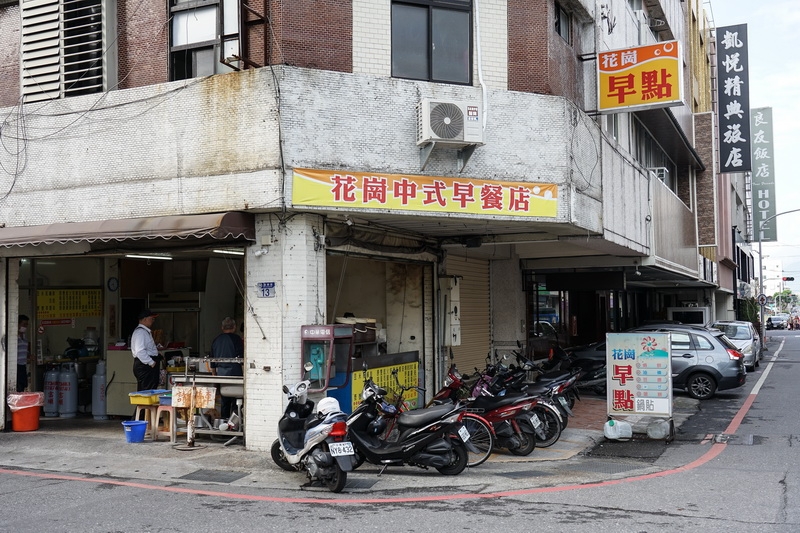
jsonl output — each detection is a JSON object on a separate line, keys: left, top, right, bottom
{"left": 282, "top": 384, "right": 289, "bottom": 394}
{"left": 303, "top": 361, "right": 314, "bottom": 373}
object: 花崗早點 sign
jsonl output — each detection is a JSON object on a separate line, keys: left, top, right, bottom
{"left": 606, "top": 333, "right": 672, "bottom": 417}
{"left": 291, "top": 168, "right": 558, "bottom": 218}
{"left": 597, "top": 41, "right": 683, "bottom": 113}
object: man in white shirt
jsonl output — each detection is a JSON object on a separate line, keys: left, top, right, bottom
{"left": 131, "top": 308, "right": 161, "bottom": 391}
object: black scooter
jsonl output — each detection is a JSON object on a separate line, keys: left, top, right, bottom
{"left": 347, "top": 370, "right": 470, "bottom": 475}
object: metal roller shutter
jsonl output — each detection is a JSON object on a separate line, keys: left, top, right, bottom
{"left": 446, "top": 256, "right": 490, "bottom": 375}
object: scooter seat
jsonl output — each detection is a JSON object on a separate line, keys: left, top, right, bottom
{"left": 397, "top": 403, "right": 456, "bottom": 428}
{"left": 469, "top": 392, "right": 531, "bottom": 411}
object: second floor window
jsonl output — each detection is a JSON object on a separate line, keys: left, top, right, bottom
{"left": 170, "top": 0, "right": 240, "bottom": 81}
{"left": 555, "top": 3, "right": 571, "bottom": 43}
{"left": 20, "top": 0, "right": 111, "bottom": 102}
{"left": 391, "top": 0, "right": 472, "bottom": 85}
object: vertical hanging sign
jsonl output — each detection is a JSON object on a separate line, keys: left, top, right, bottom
{"left": 716, "top": 24, "right": 751, "bottom": 172}
{"left": 751, "top": 107, "right": 777, "bottom": 242}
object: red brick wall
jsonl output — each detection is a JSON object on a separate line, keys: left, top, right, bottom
{"left": 508, "top": 0, "right": 550, "bottom": 94}
{"left": 244, "top": 0, "right": 267, "bottom": 68}
{"left": 117, "top": 0, "right": 169, "bottom": 89}
{"left": 508, "top": 0, "right": 582, "bottom": 106}
{"left": 267, "top": 0, "right": 352, "bottom": 72}
{"left": 695, "top": 112, "right": 717, "bottom": 246}
{"left": 0, "top": 4, "right": 21, "bottom": 107}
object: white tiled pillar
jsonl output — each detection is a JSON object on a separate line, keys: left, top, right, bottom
{"left": 242, "top": 213, "right": 326, "bottom": 451}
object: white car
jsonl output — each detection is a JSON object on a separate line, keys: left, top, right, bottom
{"left": 709, "top": 320, "right": 762, "bottom": 371}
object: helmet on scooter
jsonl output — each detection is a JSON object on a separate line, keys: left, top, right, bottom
{"left": 316, "top": 397, "right": 342, "bottom": 417}
{"left": 367, "top": 417, "right": 387, "bottom": 436}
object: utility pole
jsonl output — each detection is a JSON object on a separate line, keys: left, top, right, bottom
{"left": 758, "top": 209, "right": 800, "bottom": 345}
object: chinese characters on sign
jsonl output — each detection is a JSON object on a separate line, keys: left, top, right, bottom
{"left": 750, "top": 107, "right": 777, "bottom": 242}
{"left": 37, "top": 289, "right": 103, "bottom": 320}
{"left": 291, "top": 168, "right": 558, "bottom": 218}
{"left": 606, "top": 333, "right": 672, "bottom": 417}
{"left": 597, "top": 41, "right": 683, "bottom": 113}
{"left": 716, "top": 24, "right": 751, "bottom": 172}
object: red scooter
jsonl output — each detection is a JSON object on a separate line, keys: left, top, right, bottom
{"left": 429, "top": 363, "right": 557, "bottom": 457}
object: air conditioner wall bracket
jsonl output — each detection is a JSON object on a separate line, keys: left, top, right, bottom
{"left": 420, "top": 142, "right": 436, "bottom": 171}
{"left": 457, "top": 145, "right": 477, "bottom": 173}
{"left": 419, "top": 142, "right": 478, "bottom": 172}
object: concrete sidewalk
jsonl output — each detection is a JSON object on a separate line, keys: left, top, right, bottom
{"left": 0, "top": 394, "right": 698, "bottom": 495}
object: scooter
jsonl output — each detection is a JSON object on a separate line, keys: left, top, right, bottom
{"left": 271, "top": 363, "right": 357, "bottom": 493}
{"left": 347, "top": 369, "right": 471, "bottom": 476}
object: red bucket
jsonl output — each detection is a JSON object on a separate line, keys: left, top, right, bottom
{"left": 12, "top": 406, "right": 41, "bottom": 432}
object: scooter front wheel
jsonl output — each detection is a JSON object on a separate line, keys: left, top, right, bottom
{"left": 271, "top": 439, "right": 294, "bottom": 472}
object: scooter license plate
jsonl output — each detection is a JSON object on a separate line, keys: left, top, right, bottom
{"left": 329, "top": 442, "right": 355, "bottom": 456}
{"left": 530, "top": 413, "right": 543, "bottom": 428}
{"left": 458, "top": 425, "right": 471, "bottom": 442}
{"left": 558, "top": 396, "right": 569, "bottom": 409}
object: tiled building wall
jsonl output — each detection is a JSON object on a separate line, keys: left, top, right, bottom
{"left": 0, "top": 3, "right": 20, "bottom": 108}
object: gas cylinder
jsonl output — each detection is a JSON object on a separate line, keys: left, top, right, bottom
{"left": 58, "top": 363, "right": 78, "bottom": 418}
{"left": 43, "top": 366, "right": 60, "bottom": 417}
{"left": 92, "top": 360, "right": 108, "bottom": 420}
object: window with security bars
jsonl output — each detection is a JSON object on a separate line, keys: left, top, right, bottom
{"left": 170, "top": 0, "right": 240, "bottom": 81}
{"left": 20, "top": 0, "right": 116, "bottom": 102}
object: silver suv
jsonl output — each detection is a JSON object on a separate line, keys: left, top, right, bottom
{"left": 628, "top": 323, "right": 746, "bottom": 400}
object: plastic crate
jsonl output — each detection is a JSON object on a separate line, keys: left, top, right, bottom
{"left": 158, "top": 394, "right": 172, "bottom": 406}
{"left": 129, "top": 389, "right": 171, "bottom": 405}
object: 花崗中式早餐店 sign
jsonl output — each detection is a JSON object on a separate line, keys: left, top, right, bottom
{"left": 597, "top": 41, "right": 683, "bottom": 113}
{"left": 291, "top": 169, "right": 558, "bottom": 218}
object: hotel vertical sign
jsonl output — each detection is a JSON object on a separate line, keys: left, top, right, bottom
{"left": 716, "top": 24, "right": 751, "bottom": 172}
{"left": 751, "top": 107, "right": 777, "bottom": 242}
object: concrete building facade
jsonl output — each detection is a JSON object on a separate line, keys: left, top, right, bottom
{"left": 0, "top": 0, "right": 753, "bottom": 450}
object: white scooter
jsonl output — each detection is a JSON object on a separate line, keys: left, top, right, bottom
{"left": 270, "top": 363, "right": 356, "bottom": 493}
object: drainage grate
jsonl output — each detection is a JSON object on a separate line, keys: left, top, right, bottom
{"left": 345, "top": 478, "right": 380, "bottom": 489}
{"left": 560, "top": 462, "right": 641, "bottom": 475}
{"left": 496, "top": 470, "right": 554, "bottom": 479}
{"left": 179, "top": 469, "right": 248, "bottom": 483}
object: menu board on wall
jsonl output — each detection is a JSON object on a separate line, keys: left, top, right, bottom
{"left": 37, "top": 289, "right": 103, "bottom": 319}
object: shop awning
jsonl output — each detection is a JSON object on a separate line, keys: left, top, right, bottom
{"left": 0, "top": 211, "right": 255, "bottom": 249}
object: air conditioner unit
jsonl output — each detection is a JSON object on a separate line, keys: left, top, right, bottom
{"left": 417, "top": 99, "right": 484, "bottom": 146}
{"left": 647, "top": 167, "right": 670, "bottom": 181}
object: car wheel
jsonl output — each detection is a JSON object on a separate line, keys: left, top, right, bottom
{"left": 686, "top": 373, "right": 717, "bottom": 400}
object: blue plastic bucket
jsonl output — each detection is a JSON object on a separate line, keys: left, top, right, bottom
{"left": 122, "top": 420, "right": 148, "bottom": 443}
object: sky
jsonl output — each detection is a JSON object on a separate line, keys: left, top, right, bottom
{"left": 711, "top": 1, "right": 800, "bottom": 294}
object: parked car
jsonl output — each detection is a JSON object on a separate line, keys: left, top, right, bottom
{"left": 767, "top": 314, "right": 789, "bottom": 330}
{"left": 708, "top": 320, "right": 762, "bottom": 371}
{"left": 627, "top": 323, "right": 746, "bottom": 400}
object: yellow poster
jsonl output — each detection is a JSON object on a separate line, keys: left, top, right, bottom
{"left": 350, "top": 362, "right": 419, "bottom": 411}
{"left": 597, "top": 41, "right": 683, "bottom": 113}
{"left": 292, "top": 168, "right": 558, "bottom": 218}
{"left": 37, "top": 289, "right": 103, "bottom": 319}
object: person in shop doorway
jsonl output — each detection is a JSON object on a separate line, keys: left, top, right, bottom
{"left": 17, "top": 314, "right": 30, "bottom": 392}
{"left": 210, "top": 317, "right": 244, "bottom": 420}
{"left": 131, "top": 309, "right": 162, "bottom": 391}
